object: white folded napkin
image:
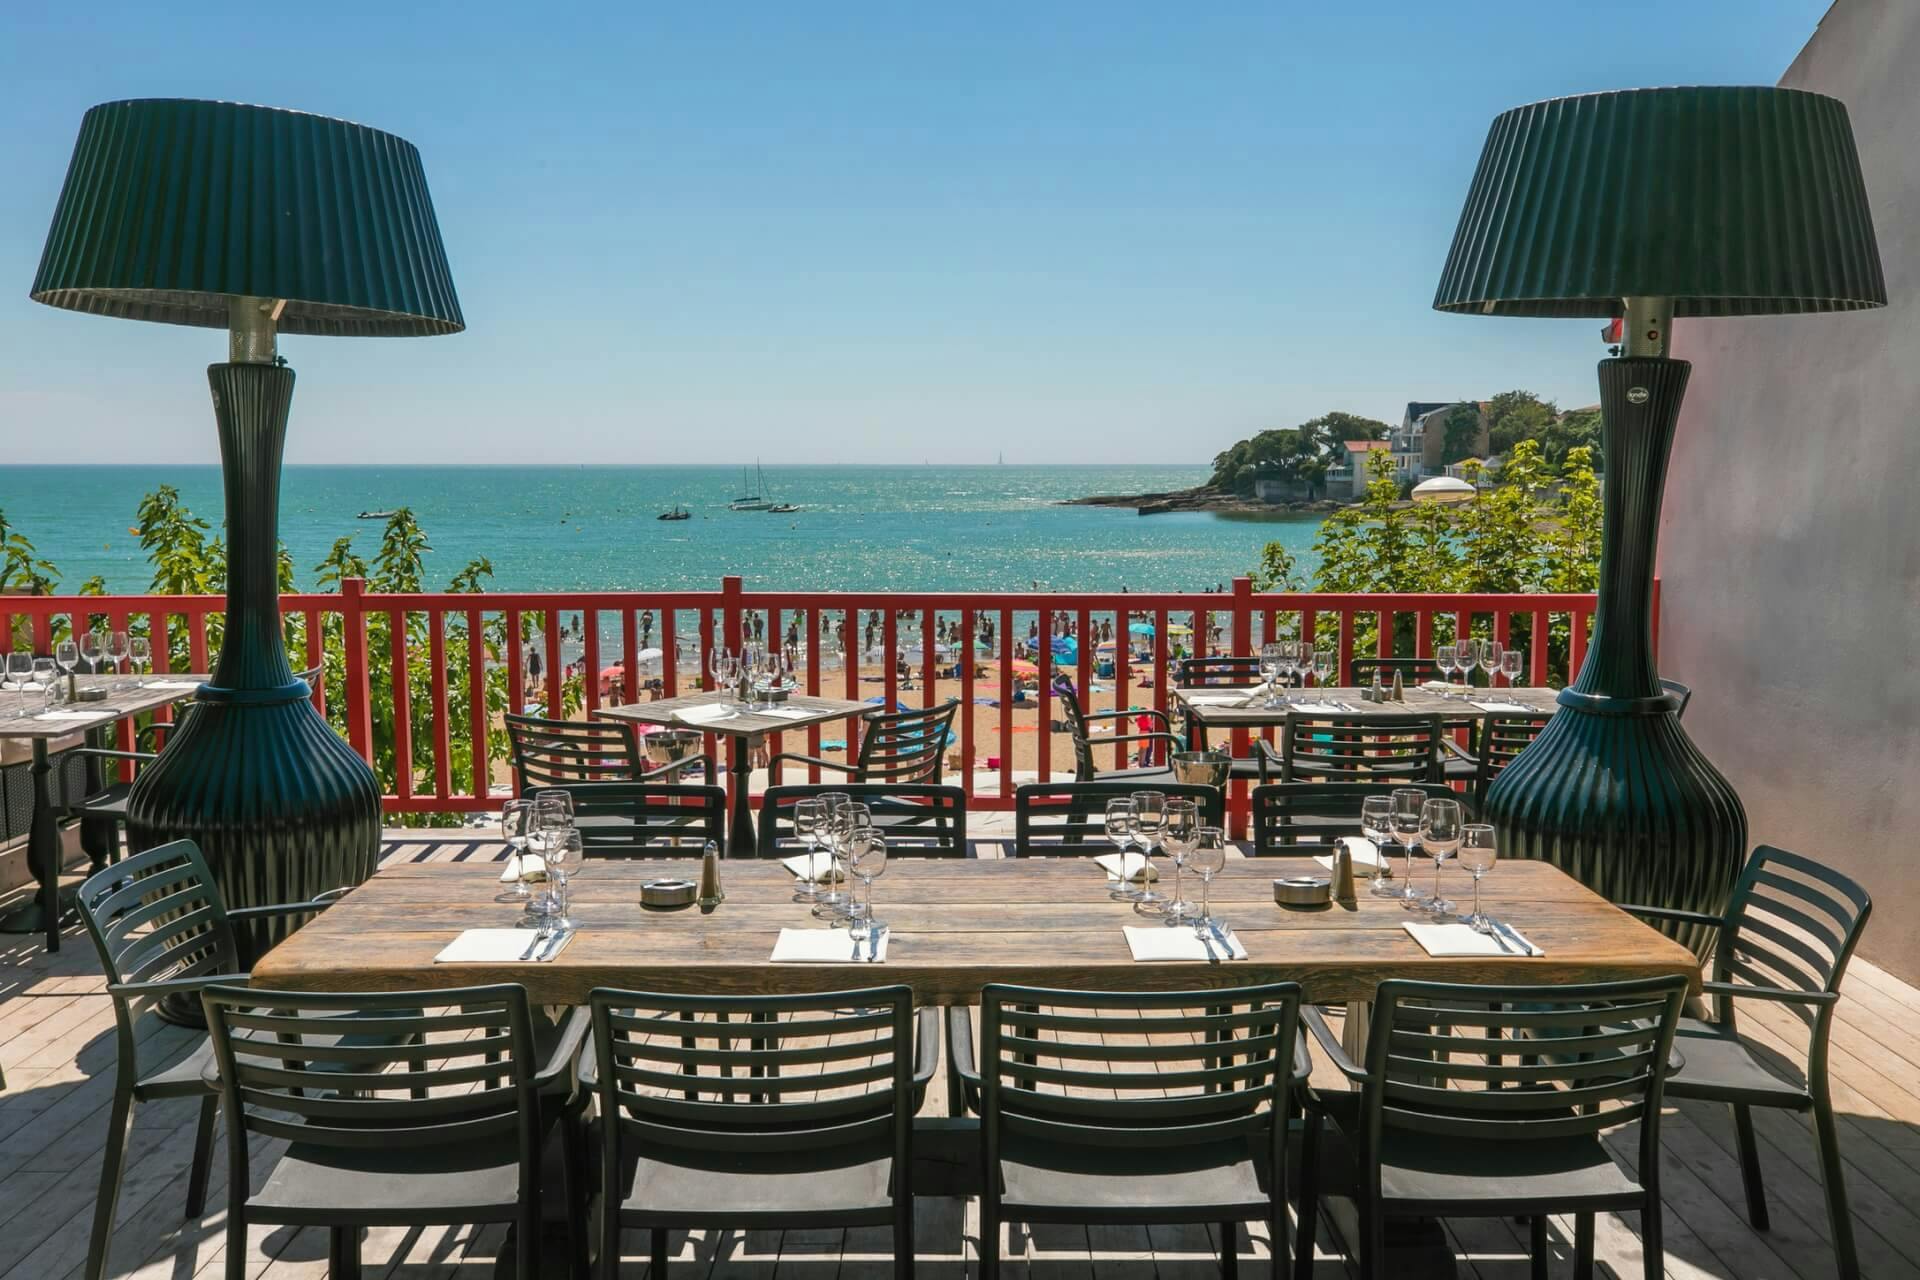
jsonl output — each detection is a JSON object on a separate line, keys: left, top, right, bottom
{"left": 1291, "top": 701, "right": 1344, "bottom": 714}
{"left": 1124, "top": 925, "right": 1247, "bottom": 962}
{"left": 1470, "top": 700, "right": 1535, "bottom": 713}
{"left": 146, "top": 680, "right": 201, "bottom": 690}
{"left": 1236, "top": 685, "right": 1273, "bottom": 707}
{"left": 498, "top": 853, "right": 548, "bottom": 884}
{"left": 770, "top": 926, "right": 888, "bottom": 963}
{"left": 781, "top": 851, "right": 845, "bottom": 883}
{"left": 1314, "top": 836, "right": 1384, "bottom": 877}
{"left": 34, "top": 710, "right": 108, "bottom": 722}
{"left": 1403, "top": 921, "right": 1544, "bottom": 957}
{"left": 1092, "top": 852, "right": 1158, "bottom": 883}
{"left": 1180, "top": 691, "right": 1248, "bottom": 706}
{"left": 674, "top": 704, "right": 736, "bottom": 726}
{"left": 758, "top": 706, "right": 816, "bottom": 720}
{"left": 1420, "top": 681, "right": 1474, "bottom": 694}
{"left": 434, "top": 928, "right": 573, "bottom": 963}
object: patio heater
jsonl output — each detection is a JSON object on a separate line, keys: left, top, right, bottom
{"left": 29, "top": 100, "right": 463, "bottom": 976}
{"left": 1433, "top": 87, "right": 1885, "bottom": 943}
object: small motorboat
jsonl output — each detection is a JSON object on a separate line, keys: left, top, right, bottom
{"left": 767, "top": 503, "right": 800, "bottom": 513}
{"left": 357, "top": 509, "right": 399, "bottom": 520}
{"left": 657, "top": 505, "right": 691, "bottom": 521}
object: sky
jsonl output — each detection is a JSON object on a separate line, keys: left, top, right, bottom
{"left": 0, "top": 0, "right": 1834, "bottom": 466}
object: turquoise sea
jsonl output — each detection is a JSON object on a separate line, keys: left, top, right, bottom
{"left": 0, "top": 464, "right": 1326, "bottom": 596}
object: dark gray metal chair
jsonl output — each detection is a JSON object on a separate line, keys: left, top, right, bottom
{"left": 767, "top": 698, "right": 959, "bottom": 786}
{"left": 1248, "top": 782, "right": 1469, "bottom": 857}
{"left": 507, "top": 710, "right": 713, "bottom": 789}
{"left": 952, "top": 982, "right": 1305, "bottom": 1278}
{"left": 761, "top": 782, "right": 968, "bottom": 857}
{"left": 1257, "top": 711, "right": 1444, "bottom": 785}
{"left": 549, "top": 780, "right": 728, "bottom": 854}
{"left": 1295, "top": 975, "right": 1689, "bottom": 1280}
{"left": 1051, "top": 680, "right": 1185, "bottom": 784}
{"left": 73, "top": 840, "right": 386, "bottom": 1280}
{"left": 1173, "top": 656, "right": 1268, "bottom": 779}
{"left": 1011, "top": 781, "right": 1223, "bottom": 855}
{"left": 1436, "top": 711, "right": 1552, "bottom": 805}
{"left": 586, "top": 985, "right": 934, "bottom": 1277}
{"left": 202, "top": 981, "right": 588, "bottom": 1280}
{"left": 1622, "top": 845, "right": 1872, "bottom": 1279}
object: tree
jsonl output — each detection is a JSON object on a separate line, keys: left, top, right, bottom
{"left": 0, "top": 508, "right": 61, "bottom": 648}
{"left": 1441, "top": 402, "right": 1483, "bottom": 465}
{"left": 1209, "top": 411, "right": 1391, "bottom": 497}
{"left": 1485, "top": 389, "right": 1558, "bottom": 456}
{"left": 1540, "top": 406, "right": 1604, "bottom": 470}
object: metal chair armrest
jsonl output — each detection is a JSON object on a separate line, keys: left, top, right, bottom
{"left": 1300, "top": 1005, "right": 1369, "bottom": 1083}
{"left": 533, "top": 1005, "right": 595, "bottom": 1092}
{"left": 1084, "top": 708, "right": 1172, "bottom": 732}
{"left": 1439, "top": 738, "right": 1478, "bottom": 765}
{"left": 62, "top": 747, "right": 160, "bottom": 765}
{"left": 108, "top": 972, "right": 249, "bottom": 1007}
{"left": 1292, "top": 1036, "right": 1313, "bottom": 1086}
{"left": 228, "top": 896, "right": 343, "bottom": 925}
{"left": 913, "top": 1006, "right": 939, "bottom": 1091}
{"left": 946, "top": 1004, "right": 978, "bottom": 1084}
{"left": 1700, "top": 980, "right": 1839, "bottom": 1007}
{"left": 1252, "top": 738, "right": 1283, "bottom": 782}
{"left": 639, "top": 752, "right": 714, "bottom": 783}
{"left": 1620, "top": 904, "right": 1725, "bottom": 931}
{"left": 766, "top": 752, "right": 856, "bottom": 783}
{"left": 1103, "top": 732, "right": 1182, "bottom": 752}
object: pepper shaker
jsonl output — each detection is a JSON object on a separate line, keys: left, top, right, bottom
{"left": 698, "top": 839, "right": 726, "bottom": 910}
{"left": 1391, "top": 671, "right": 1405, "bottom": 702}
{"left": 1330, "top": 843, "right": 1358, "bottom": 907}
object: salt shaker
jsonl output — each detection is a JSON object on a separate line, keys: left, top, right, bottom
{"left": 1330, "top": 843, "right": 1358, "bottom": 907}
{"left": 698, "top": 839, "right": 726, "bottom": 910}
{"left": 1369, "top": 671, "right": 1383, "bottom": 703}
{"left": 1391, "top": 671, "right": 1405, "bottom": 702}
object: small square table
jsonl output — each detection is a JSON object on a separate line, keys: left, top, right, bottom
{"left": 596, "top": 690, "right": 877, "bottom": 856}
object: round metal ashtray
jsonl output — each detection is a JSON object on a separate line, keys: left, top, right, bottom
{"left": 1272, "top": 877, "right": 1332, "bottom": 907}
{"left": 640, "top": 878, "right": 697, "bottom": 909}
{"left": 74, "top": 686, "right": 111, "bottom": 703}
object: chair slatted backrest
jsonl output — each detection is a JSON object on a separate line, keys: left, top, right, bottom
{"left": 980, "top": 983, "right": 1300, "bottom": 1160}
{"left": 1280, "top": 712, "right": 1443, "bottom": 784}
{"left": 1717, "top": 846, "right": 1873, "bottom": 1023}
{"left": 1177, "top": 656, "right": 1262, "bottom": 688}
{"left": 551, "top": 781, "right": 727, "bottom": 856}
{"left": 762, "top": 783, "right": 968, "bottom": 858}
{"left": 1048, "top": 681, "right": 1101, "bottom": 780}
{"left": 77, "top": 838, "right": 239, "bottom": 993}
{"left": 506, "top": 712, "right": 640, "bottom": 790}
{"left": 590, "top": 986, "right": 915, "bottom": 1161}
{"left": 1249, "top": 782, "right": 1466, "bottom": 856}
{"left": 852, "top": 700, "right": 960, "bottom": 785}
{"left": 1350, "top": 657, "right": 1443, "bottom": 688}
{"left": 202, "top": 983, "right": 542, "bottom": 1201}
{"left": 1012, "top": 781, "right": 1223, "bottom": 855}
{"left": 1471, "top": 713, "right": 1553, "bottom": 800}
{"left": 1360, "top": 977, "right": 1688, "bottom": 1201}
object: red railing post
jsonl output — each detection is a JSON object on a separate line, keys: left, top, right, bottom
{"left": 1230, "top": 577, "right": 1253, "bottom": 656}
{"left": 721, "top": 576, "right": 744, "bottom": 653}
{"left": 341, "top": 577, "right": 373, "bottom": 764}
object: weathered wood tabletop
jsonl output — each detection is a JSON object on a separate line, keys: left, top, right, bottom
{"left": 0, "top": 673, "right": 208, "bottom": 739}
{"left": 252, "top": 854, "right": 1701, "bottom": 1006}
{"left": 1171, "top": 683, "right": 1562, "bottom": 729}
{"left": 594, "top": 688, "right": 876, "bottom": 740}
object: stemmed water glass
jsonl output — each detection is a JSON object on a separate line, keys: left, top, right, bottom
{"left": 4, "top": 650, "right": 29, "bottom": 693}
{"left": 1129, "top": 790, "right": 1168, "bottom": 915}
{"left": 1362, "top": 794, "right": 1398, "bottom": 897}
{"left": 792, "top": 798, "right": 827, "bottom": 903}
{"left": 708, "top": 647, "right": 737, "bottom": 706}
{"left": 1461, "top": 639, "right": 1484, "bottom": 689}
{"left": 1292, "top": 642, "right": 1316, "bottom": 701}
{"left": 107, "top": 631, "right": 130, "bottom": 689}
{"left": 847, "top": 831, "right": 889, "bottom": 942}
{"left": 1258, "top": 644, "right": 1285, "bottom": 708}
{"left": 1434, "top": 644, "right": 1458, "bottom": 696}
{"left": 1187, "top": 826, "right": 1228, "bottom": 940}
{"left": 1419, "top": 797, "right": 1463, "bottom": 916}
{"left": 528, "top": 789, "right": 574, "bottom": 924}
{"left": 33, "top": 657, "right": 57, "bottom": 709}
{"left": 129, "top": 636, "right": 152, "bottom": 686}
{"left": 55, "top": 639, "right": 79, "bottom": 695}
{"left": 1458, "top": 823, "right": 1498, "bottom": 932}
{"left": 1160, "top": 798, "right": 1199, "bottom": 925}
{"left": 1389, "top": 788, "right": 1427, "bottom": 903}
{"left": 1501, "top": 647, "right": 1522, "bottom": 688}
{"left": 80, "top": 632, "right": 103, "bottom": 678}
{"left": 811, "top": 793, "right": 854, "bottom": 918}
{"left": 1104, "top": 799, "right": 1142, "bottom": 902}
{"left": 495, "top": 798, "right": 535, "bottom": 904}
{"left": 545, "top": 829, "right": 581, "bottom": 930}
{"left": 1312, "top": 647, "right": 1334, "bottom": 694}
{"left": 1479, "top": 640, "right": 1504, "bottom": 691}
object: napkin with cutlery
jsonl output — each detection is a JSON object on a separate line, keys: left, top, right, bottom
{"left": 673, "top": 704, "right": 736, "bottom": 726}
{"left": 435, "top": 927, "right": 573, "bottom": 963}
{"left": 1093, "top": 852, "right": 1158, "bottom": 883}
{"left": 1124, "top": 925, "right": 1247, "bottom": 962}
{"left": 781, "top": 851, "right": 845, "bottom": 883}
{"left": 1470, "top": 700, "right": 1535, "bottom": 713}
{"left": 770, "top": 927, "right": 888, "bottom": 963}
{"left": 497, "top": 854, "right": 547, "bottom": 884}
{"left": 146, "top": 680, "right": 202, "bottom": 690}
{"left": 1403, "top": 921, "right": 1544, "bottom": 957}
{"left": 1420, "top": 681, "right": 1474, "bottom": 695}
{"left": 1179, "top": 690, "right": 1252, "bottom": 707}
{"left": 758, "top": 706, "right": 816, "bottom": 720}
{"left": 33, "top": 710, "right": 109, "bottom": 722}
{"left": 1314, "top": 836, "right": 1384, "bottom": 877}
{"left": 1291, "top": 701, "right": 1346, "bottom": 715}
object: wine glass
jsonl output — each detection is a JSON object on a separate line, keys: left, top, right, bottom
{"left": 1258, "top": 644, "right": 1285, "bottom": 708}
{"left": 811, "top": 793, "right": 853, "bottom": 918}
{"left": 80, "top": 632, "right": 103, "bottom": 678}
{"left": 545, "top": 828, "right": 581, "bottom": 930}
{"left": 708, "top": 646, "right": 734, "bottom": 704}
{"left": 1419, "top": 797, "right": 1464, "bottom": 916}
{"left": 821, "top": 802, "right": 871, "bottom": 924}
{"left": 529, "top": 790, "right": 573, "bottom": 922}
{"left": 1461, "top": 639, "right": 1484, "bottom": 688}
{"left": 1480, "top": 640, "right": 1504, "bottom": 691}
{"left": 793, "top": 798, "right": 826, "bottom": 903}
{"left": 1501, "top": 647, "right": 1522, "bottom": 689}
{"left": 1187, "top": 826, "right": 1228, "bottom": 939}
{"left": 32, "top": 657, "right": 57, "bottom": 709}
{"left": 4, "top": 649, "right": 29, "bottom": 693}
{"left": 1434, "top": 644, "right": 1457, "bottom": 697}
{"left": 55, "top": 639, "right": 79, "bottom": 696}
{"left": 128, "top": 636, "right": 152, "bottom": 685}
{"left": 1129, "top": 790, "right": 1168, "bottom": 915}
{"left": 1313, "top": 647, "right": 1334, "bottom": 693}
{"left": 1389, "top": 788, "right": 1427, "bottom": 903}
{"left": 1293, "top": 642, "right": 1316, "bottom": 700}
{"left": 1362, "top": 794, "right": 1398, "bottom": 897}
{"left": 495, "top": 798, "right": 535, "bottom": 904}
{"left": 1104, "top": 798, "right": 1142, "bottom": 901}
{"left": 1160, "top": 798, "right": 1200, "bottom": 925}
{"left": 107, "top": 631, "right": 130, "bottom": 688}
{"left": 848, "top": 832, "right": 889, "bottom": 942}
{"left": 1458, "top": 823, "right": 1498, "bottom": 932}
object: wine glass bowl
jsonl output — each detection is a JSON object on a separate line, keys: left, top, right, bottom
{"left": 1459, "top": 823, "right": 1498, "bottom": 932}
{"left": 1419, "top": 797, "right": 1464, "bottom": 916}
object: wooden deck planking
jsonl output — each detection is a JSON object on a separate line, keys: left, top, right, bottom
{"left": 4, "top": 830, "right": 1919, "bottom": 1278}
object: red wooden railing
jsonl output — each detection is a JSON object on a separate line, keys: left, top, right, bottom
{"left": 1, "top": 576, "right": 1642, "bottom": 829}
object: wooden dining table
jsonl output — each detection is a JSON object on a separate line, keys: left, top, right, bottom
{"left": 251, "top": 853, "right": 1700, "bottom": 1008}
{"left": 1170, "top": 682, "right": 1563, "bottom": 731}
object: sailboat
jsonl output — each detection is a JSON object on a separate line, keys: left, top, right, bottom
{"left": 729, "top": 462, "right": 772, "bottom": 511}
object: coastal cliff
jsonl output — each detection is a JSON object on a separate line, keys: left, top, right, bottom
{"left": 1062, "top": 487, "right": 1342, "bottom": 516}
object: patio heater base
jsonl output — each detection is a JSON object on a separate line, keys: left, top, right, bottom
{"left": 1484, "top": 354, "right": 1746, "bottom": 955}
{"left": 126, "top": 361, "right": 381, "bottom": 1017}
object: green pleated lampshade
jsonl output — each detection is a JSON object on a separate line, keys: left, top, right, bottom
{"left": 30, "top": 99, "right": 463, "bottom": 337}
{"left": 1434, "top": 87, "right": 1886, "bottom": 318}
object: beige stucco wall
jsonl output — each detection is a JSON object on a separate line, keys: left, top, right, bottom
{"left": 1659, "top": 0, "right": 1920, "bottom": 981}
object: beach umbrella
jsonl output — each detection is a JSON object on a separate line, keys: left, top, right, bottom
{"left": 1166, "top": 623, "right": 1194, "bottom": 637}
{"left": 635, "top": 647, "right": 664, "bottom": 665}
{"left": 1412, "top": 475, "right": 1477, "bottom": 504}
{"left": 1009, "top": 659, "right": 1039, "bottom": 677}
{"left": 1128, "top": 622, "right": 1156, "bottom": 637}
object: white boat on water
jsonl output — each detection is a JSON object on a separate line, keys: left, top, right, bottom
{"left": 729, "top": 462, "right": 772, "bottom": 511}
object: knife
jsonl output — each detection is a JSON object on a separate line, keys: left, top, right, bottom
{"left": 1491, "top": 920, "right": 1535, "bottom": 956}
{"left": 519, "top": 928, "right": 546, "bottom": 961}
{"left": 536, "top": 928, "right": 571, "bottom": 961}
{"left": 867, "top": 925, "right": 884, "bottom": 962}
{"left": 1197, "top": 930, "right": 1219, "bottom": 963}
{"left": 1208, "top": 919, "right": 1234, "bottom": 958}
